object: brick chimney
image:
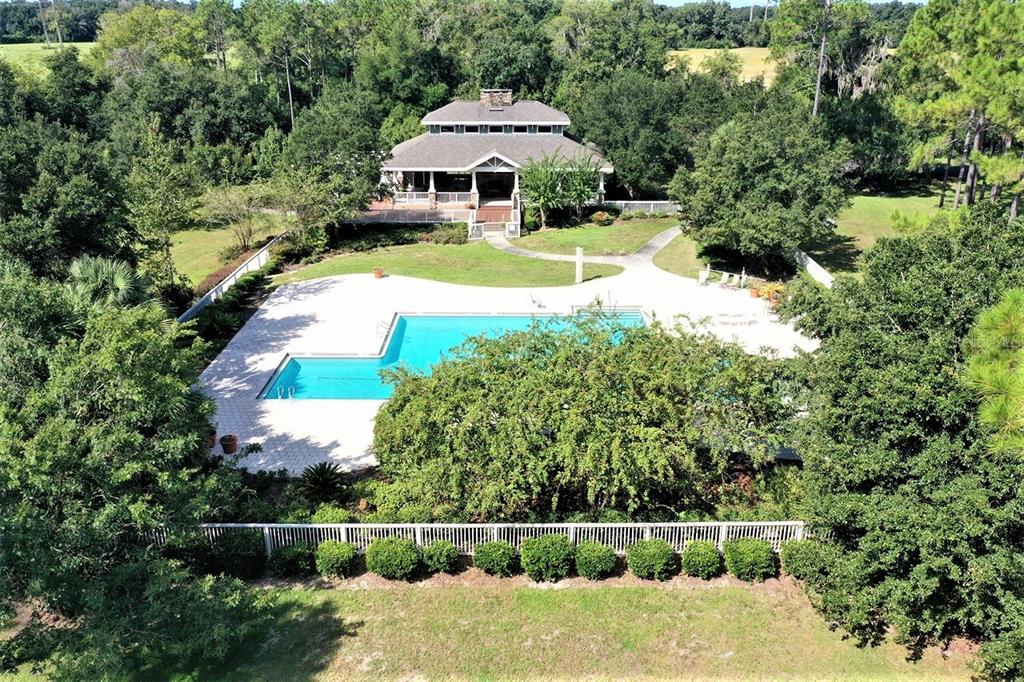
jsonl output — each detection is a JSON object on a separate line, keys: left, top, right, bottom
{"left": 480, "top": 89, "right": 513, "bottom": 108}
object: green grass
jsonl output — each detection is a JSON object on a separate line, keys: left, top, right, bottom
{"left": 0, "top": 42, "right": 95, "bottom": 76}
{"left": 274, "top": 241, "right": 623, "bottom": 288}
{"left": 668, "top": 47, "right": 777, "bottom": 84}
{"left": 806, "top": 182, "right": 946, "bottom": 275}
{"left": 185, "top": 583, "right": 972, "bottom": 680}
{"left": 172, "top": 218, "right": 286, "bottom": 287}
{"left": 653, "top": 232, "right": 703, "bottom": 279}
{"left": 514, "top": 218, "right": 677, "bottom": 256}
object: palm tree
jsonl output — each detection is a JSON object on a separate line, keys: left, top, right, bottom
{"left": 65, "top": 256, "right": 151, "bottom": 310}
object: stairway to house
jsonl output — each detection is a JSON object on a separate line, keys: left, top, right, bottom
{"left": 475, "top": 206, "right": 512, "bottom": 223}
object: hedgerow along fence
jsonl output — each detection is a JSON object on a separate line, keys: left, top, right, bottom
{"left": 154, "top": 521, "right": 806, "bottom": 558}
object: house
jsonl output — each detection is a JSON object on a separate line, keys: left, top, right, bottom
{"left": 370, "top": 89, "right": 613, "bottom": 238}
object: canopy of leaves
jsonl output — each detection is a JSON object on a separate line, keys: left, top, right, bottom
{"left": 372, "top": 315, "right": 794, "bottom": 522}
{"left": 778, "top": 204, "right": 1024, "bottom": 677}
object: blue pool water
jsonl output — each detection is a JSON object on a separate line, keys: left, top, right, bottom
{"left": 262, "top": 312, "right": 644, "bottom": 400}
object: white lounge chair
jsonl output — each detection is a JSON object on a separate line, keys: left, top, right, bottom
{"left": 718, "top": 271, "right": 730, "bottom": 285}
{"left": 697, "top": 269, "right": 709, "bottom": 286}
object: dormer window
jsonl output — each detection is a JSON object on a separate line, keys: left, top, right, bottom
{"left": 465, "top": 125, "right": 479, "bottom": 133}
{"left": 486, "top": 125, "right": 503, "bottom": 133}
{"left": 439, "top": 125, "right": 455, "bottom": 133}
{"left": 538, "top": 125, "right": 552, "bottom": 133}
{"left": 513, "top": 125, "right": 527, "bottom": 134}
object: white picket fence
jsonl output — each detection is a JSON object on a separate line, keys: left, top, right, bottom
{"left": 177, "top": 235, "right": 285, "bottom": 323}
{"left": 603, "top": 200, "right": 679, "bottom": 213}
{"left": 356, "top": 209, "right": 474, "bottom": 224}
{"left": 160, "top": 521, "right": 805, "bottom": 557}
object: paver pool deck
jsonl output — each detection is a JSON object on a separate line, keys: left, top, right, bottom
{"left": 201, "top": 233, "right": 816, "bottom": 473}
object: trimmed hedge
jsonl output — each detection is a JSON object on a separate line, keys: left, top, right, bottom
{"left": 316, "top": 540, "right": 359, "bottom": 577}
{"left": 268, "top": 542, "right": 315, "bottom": 578}
{"left": 423, "top": 540, "right": 460, "bottom": 574}
{"left": 627, "top": 539, "right": 678, "bottom": 581}
{"left": 780, "top": 539, "right": 822, "bottom": 580}
{"left": 723, "top": 538, "right": 776, "bottom": 582}
{"left": 365, "top": 537, "right": 421, "bottom": 580}
{"left": 474, "top": 540, "right": 518, "bottom": 577}
{"left": 681, "top": 540, "right": 722, "bottom": 579}
{"left": 211, "top": 528, "right": 266, "bottom": 579}
{"left": 521, "top": 534, "right": 575, "bottom": 582}
{"left": 574, "top": 541, "right": 617, "bottom": 580}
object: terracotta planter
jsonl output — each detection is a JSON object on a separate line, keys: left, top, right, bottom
{"left": 373, "top": 267, "right": 384, "bottom": 279}
{"left": 219, "top": 434, "right": 238, "bottom": 455}
{"left": 207, "top": 430, "right": 217, "bottom": 449}
{"left": 749, "top": 288, "right": 761, "bottom": 298}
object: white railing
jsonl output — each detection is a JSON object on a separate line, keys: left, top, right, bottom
{"left": 392, "top": 191, "right": 430, "bottom": 205}
{"left": 793, "top": 248, "right": 834, "bottom": 288}
{"left": 356, "top": 209, "right": 474, "bottom": 224}
{"left": 166, "top": 521, "right": 805, "bottom": 557}
{"left": 437, "top": 192, "right": 473, "bottom": 205}
{"left": 177, "top": 235, "right": 284, "bottom": 323}
{"left": 603, "top": 200, "right": 679, "bottom": 213}
{"left": 468, "top": 221, "right": 484, "bottom": 240}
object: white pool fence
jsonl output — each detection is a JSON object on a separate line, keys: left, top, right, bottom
{"left": 153, "top": 521, "right": 806, "bottom": 557}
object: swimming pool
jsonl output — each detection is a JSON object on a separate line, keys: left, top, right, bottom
{"left": 262, "top": 311, "right": 645, "bottom": 400}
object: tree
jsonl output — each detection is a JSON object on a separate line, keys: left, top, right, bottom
{"left": 205, "top": 185, "right": 270, "bottom": 253}
{"left": 518, "top": 154, "right": 599, "bottom": 228}
{"left": 669, "top": 98, "right": 851, "bottom": 271}
{"left": 65, "top": 255, "right": 151, "bottom": 311}
{"left": 0, "top": 302, "right": 270, "bottom": 679}
{"left": 126, "top": 123, "right": 199, "bottom": 297}
{"left": 372, "top": 315, "right": 793, "bottom": 522}
{"left": 777, "top": 204, "right": 1024, "bottom": 678}
{"left": 89, "top": 5, "right": 204, "bottom": 75}
{"left": 195, "top": 0, "right": 237, "bottom": 71}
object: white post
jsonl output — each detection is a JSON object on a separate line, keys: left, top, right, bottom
{"left": 262, "top": 526, "right": 273, "bottom": 558}
{"left": 512, "top": 171, "right": 519, "bottom": 194}
{"left": 428, "top": 171, "right": 436, "bottom": 193}
{"left": 428, "top": 171, "right": 437, "bottom": 208}
{"left": 575, "top": 247, "right": 583, "bottom": 284}
{"left": 597, "top": 172, "right": 605, "bottom": 204}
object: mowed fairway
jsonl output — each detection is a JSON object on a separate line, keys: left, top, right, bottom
{"left": 669, "top": 47, "right": 778, "bottom": 84}
{"left": 0, "top": 42, "right": 95, "bottom": 75}
{"left": 190, "top": 581, "right": 973, "bottom": 680}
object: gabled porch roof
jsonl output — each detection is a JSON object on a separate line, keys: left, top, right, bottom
{"left": 383, "top": 133, "right": 613, "bottom": 173}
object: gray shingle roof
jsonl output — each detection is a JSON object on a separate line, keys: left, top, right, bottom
{"left": 383, "top": 133, "right": 611, "bottom": 172}
{"left": 421, "top": 100, "right": 570, "bottom": 125}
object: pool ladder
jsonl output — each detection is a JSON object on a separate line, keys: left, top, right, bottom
{"left": 275, "top": 386, "right": 296, "bottom": 399}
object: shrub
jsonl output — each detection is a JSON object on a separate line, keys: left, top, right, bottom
{"left": 473, "top": 540, "right": 518, "bottom": 577}
{"left": 590, "top": 211, "right": 613, "bottom": 226}
{"left": 627, "top": 539, "right": 678, "bottom": 581}
{"left": 780, "top": 539, "right": 823, "bottom": 580}
{"left": 723, "top": 538, "right": 776, "bottom": 582}
{"left": 681, "top": 540, "right": 722, "bottom": 579}
{"left": 574, "top": 541, "right": 617, "bottom": 580}
{"left": 310, "top": 503, "right": 354, "bottom": 524}
{"left": 315, "top": 540, "right": 359, "bottom": 577}
{"left": 619, "top": 212, "right": 635, "bottom": 221}
{"left": 297, "top": 462, "right": 347, "bottom": 505}
{"left": 365, "top": 537, "right": 421, "bottom": 580}
{"left": 268, "top": 542, "right": 315, "bottom": 578}
{"left": 422, "top": 540, "right": 460, "bottom": 574}
{"left": 162, "top": 530, "right": 214, "bottom": 575}
{"left": 211, "top": 528, "right": 266, "bottom": 579}
{"left": 520, "top": 534, "right": 575, "bottom": 582}
{"left": 421, "top": 223, "right": 468, "bottom": 244}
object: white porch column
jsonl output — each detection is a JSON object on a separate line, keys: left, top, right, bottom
{"left": 428, "top": 171, "right": 437, "bottom": 208}
{"left": 470, "top": 171, "right": 479, "bottom": 208}
{"left": 511, "top": 171, "right": 520, "bottom": 209}
{"left": 597, "top": 172, "right": 606, "bottom": 205}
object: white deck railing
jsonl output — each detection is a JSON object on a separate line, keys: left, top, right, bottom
{"left": 155, "top": 521, "right": 806, "bottom": 557}
{"left": 437, "top": 192, "right": 473, "bottom": 204}
{"left": 356, "top": 209, "right": 474, "bottom": 224}
{"left": 392, "top": 191, "right": 430, "bottom": 204}
{"left": 603, "top": 200, "right": 679, "bottom": 213}
{"left": 177, "top": 234, "right": 285, "bottom": 323}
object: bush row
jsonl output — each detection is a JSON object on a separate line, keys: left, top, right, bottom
{"left": 183, "top": 530, "right": 809, "bottom": 584}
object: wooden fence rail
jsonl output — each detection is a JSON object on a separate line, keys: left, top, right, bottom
{"left": 151, "top": 521, "right": 806, "bottom": 557}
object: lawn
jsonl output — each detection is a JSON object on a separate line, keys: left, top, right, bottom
{"left": 185, "top": 581, "right": 972, "bottom": 680}
{"left": 0, "top": 42, "right": 95, "bottom": 76}
{"left": 514, "top": 217, "right": 677, "bottom": 256}
{"left": 172, "top": 217, "right": 287, "bottom": 287}
{"left": 806, "top": 182, "right": 946, "bottom": 275}
{"left": 653, "top": 232, "right": 703, "bottom": 279}
{"left": 668, "top": 47, "right": 778, "bottom": 84}
{"left": 275, "top": 241, "right": 623, "bottom": 288}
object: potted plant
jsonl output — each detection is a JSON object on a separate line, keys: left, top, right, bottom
{"left": 220, "top": 434, "right": 238, "bottom": 454}
{"left": 206, "top": 428, "right": 217, "bottom": 449}
{"left": 749, "top": 286, "right": 760, "bottom": 298}
{"left": 373, "top": 267, "right": 384, "bottom": 279}
{"left": 758, "top": 282, "right": 785, "bottom": 303}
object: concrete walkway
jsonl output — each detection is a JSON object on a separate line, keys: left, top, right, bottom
{"left": 486, "top": 227, "right": 681, "bottom": 270}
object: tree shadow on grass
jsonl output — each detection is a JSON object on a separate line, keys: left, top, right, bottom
{"left": 802, "top": 232, "right": 862, "bottom": 275}
{"left": 855, "top": 177, "right": 942, "bottom": 199}
{"left": 183, "top": 596, "right": 363, "bottom": 681}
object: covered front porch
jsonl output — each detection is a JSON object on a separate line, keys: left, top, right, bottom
{"left": 380, "top": 167, "right": 526, "bottom": 211}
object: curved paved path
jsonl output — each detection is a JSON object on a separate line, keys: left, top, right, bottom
{"left": 486, "top": 226, "right": 680, "bottom": 270}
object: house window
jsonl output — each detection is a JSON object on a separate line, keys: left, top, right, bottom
{"left": 439, "top": 125, "right": 455, "bottom": 133}
{"left": 465, "top": 125, "right": 479, "bottom": 133}
{"left": 513, "top": 125, "right": 527, "bottom": 133}
{"left": 487, "top": 125, "right": 503, "bottom": 133}
{"left": 538, "top": 125, "right": 552, "bottom": 133}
